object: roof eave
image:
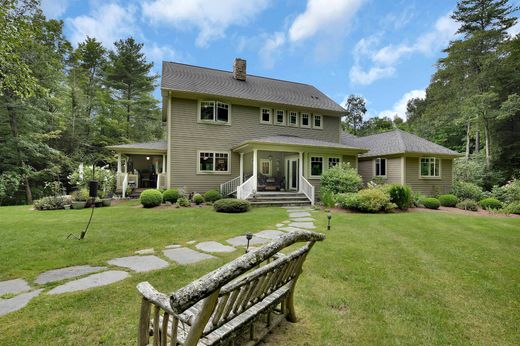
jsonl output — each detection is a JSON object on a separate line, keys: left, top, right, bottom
{"left": 232, "top": 140, "right": 368, "bottom": 154}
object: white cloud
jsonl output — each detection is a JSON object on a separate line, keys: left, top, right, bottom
{"left": 145, "top": 43, "right": 181, "bottom": 64}
{"left": 142, "top": 0, "right": 270, "bottom": 47}
{"left": 67, "top": 3, "right": 137, "bottom": 47}
{"left": 507, "top": 21, "right": 520, "bottom": 37}
{"left": 41, "top": 0, "right": 69, "bottom": 18}
{"left": 259, "top": 32, "right": 286, "bottom": 69}
{"left": 288, "top": 0, "right": 364, "bottom": 42}
{"left": 349, "top": 65, "right": 395, "bottom": 86}
{"left": 376, "top": 89, "right": 425, "bottom": 119}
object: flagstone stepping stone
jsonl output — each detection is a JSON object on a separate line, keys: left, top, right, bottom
{"left": 135, "top": 248, "right": 155, "bottom": 255}
{"left": 0, "top": 279, "right": 31, "bottom": 295}
{"left": 288, "top": 211, "right": 311, "bottom": 218}
{"left": 289, "top": 222, "right": 316, "bottom": 229}
{"left": 282, "top": 220, "right": 290, "bottom": 224}
{"left": 255, "top": 230, "right": 285, "bottom": 240}
{"left": 35, "top": 265, "right": 107, "bottom": 285}
{"left": 47, "top": 271, "right": 129, "bottom": 295}
{"left": 278, "top": 226, "right": 305, "bottom": 232}
{"left": 187, "top": 240, "right": 197, "bottom": 244}
{"left": 196, "top": 241, "right": 236, "bottom": 253}
{"left": 165, "top": 244, "right": 182, "bottom": 249}
{"left": 107, "top": 255, "right": 169, "bottom": 272}
{"left": 163, "top": 248, "right": 216, "bottom": 264}
{"left": 226, "top": 235, "right": 269, "bottom": 247}
{"left": 290, "top": 217, "right": 316, "bottom": 222}
{"left": 0, "top": 289, "right": 43, "bottom": 317}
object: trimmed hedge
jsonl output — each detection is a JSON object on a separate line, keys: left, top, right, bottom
{"left": 163, "top": 188, "right": 180, "bottom": 203}
{"left": 422, "top": 197, "right": 440, "bottom": 209}
{"left": 204, "top": 189, "right": 222, "bottom": 203}
{"left": 213, "top": 198, "right": 250, "bottom": 213}
{"left": 456, "top": 199, "right": 478, "bottom": 211}
{"left": 479, "top": 197, "right": 502, "bottom": 210}
{"left": 140, "top": 189, "right": 163, "bottom": 208}
{"left": 386, "top": 184, "right": 412, "bottom": 210}
{"left": 193, "top": 193, "right": 204, "bottom": 205}
{"left": 438, "top": 194, "right": 458, "bottom": 207}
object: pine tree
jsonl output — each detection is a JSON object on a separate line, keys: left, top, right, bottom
{"left": 343, "top": 95, "right": 367, "bottom": 135}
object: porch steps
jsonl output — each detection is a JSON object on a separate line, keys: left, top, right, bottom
{"left": 247, "top": 192, "right": 311, "bottom": 207}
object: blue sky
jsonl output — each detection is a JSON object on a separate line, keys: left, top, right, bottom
{"left": 41, "top": 0, "right": 520, "bottom": 119}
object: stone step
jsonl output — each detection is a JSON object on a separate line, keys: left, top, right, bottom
{"left": 250, "top": 195, "right": 309, "bottom": 201}
{"left": 248, "top": 200, "right": 311, "bottom": 207}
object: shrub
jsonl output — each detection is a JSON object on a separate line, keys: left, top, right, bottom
{"left": 140, "top": 189, "right": 163, "bottom": 208}
{"left": 422, "top": 197, "right": 440, "bottom": 210}
{"left": 356, "top": 188, "right": 391, "bottom": 213}
{"left": 34, "top": 195, "right": 69, "bottom": 210}
{"left": 320, "top": 189, "right": 335, "bottom": 208}
{"left": 335, "top": 193, "right": 359, "bottom": 210}
{"left": 320, "top": 162, "right": 363, "bottom": 195}
{"left": 213, "top": 198, "right": 250, "bottom": 213}
{"left": 491, "top": 179, "right": 520, "bottom": 204}
{"left": 452, "top": 181, "right": 483, "bottom": 201}
{"left": 479, "top": 197, "right": 502, "bottom": 210}
{"left": 68, "top": 165, "right": 115, "bottom": 195}
{"left": 386, "top": 184, "right": 413, "bottom": 210}
{"left": 456, "top": 199, "right": 478, "bottom": 211}
{"left": 71, "top": 188, "right": 89, "bottom": 202}
{"left": 438, "top": 194, "right": 458, "bottom": 207}
{"left": 193, "top": 193, "right": 204, "bottom": 205}
{"left": 412, "top": 192, "right": 426, "bottom": 207}
{"left": 163, "top": 188, "right": 181, "bottom": 203}
{"left": 176, "top": 196, "right": 191, "bottom": 207}
{"left": 204, "top": 189, "right": 222, "bottom": 203}
{"left": 503, "top": 201, "right": 520, "bottom": 214}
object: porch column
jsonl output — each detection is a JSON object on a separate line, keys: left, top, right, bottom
{"left": 253, "top": 149, "right": 258, "bottom": 191}
{"left": 162, "top": 154, "right": 166, "bottom": 173}
{"left": 117, "top": 153, "right": 122, "bottom": 173}
{"left": 298, "top": 151, "right": 303, "bottom": 192}
{"left": 239, "top": 152, "right": 244, "bottom": 184}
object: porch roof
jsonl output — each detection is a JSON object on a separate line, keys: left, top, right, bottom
{"left": 232, "top": 135, "right": 369, "bottom": 154}
{"left": 106, "top": 141, "right": 167, "bottom": 154}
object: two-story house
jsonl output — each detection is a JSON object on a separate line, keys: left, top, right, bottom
{"left": 108, "top": 59, "right": 461, "bottom": 204}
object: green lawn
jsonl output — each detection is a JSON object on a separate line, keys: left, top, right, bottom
{"left": 0, "top": 202, "right": 519, "bottom": 345}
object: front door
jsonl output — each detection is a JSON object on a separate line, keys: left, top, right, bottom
{"left": 285, "top": 156, "right": 299, "bottom": 191}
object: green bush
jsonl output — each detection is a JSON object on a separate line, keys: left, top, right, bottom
{"left": 34, "top": 195, "right": 70, "bottom": 210}
{"left": 163, "top": 188, "right": 181, "bottom": 203}
{"left": 71, "top": 188, "right": 89, "bottom": 202}
{"left": 422, "top": 197, "right": 440, "bottom": 209}
{"left": 438, "top": 194, "right": 458, "bottom": 207}
{"left": 320, "top": 189, "right": 335, "bottom": 208}
{"left": 204, "top": 189, "right": 222, "bottom": 203}
{"left": 335, "top": 193, "right": 359, "bottom": 210}
{"left": 491, "top": 179, "right": 520, "bottom": 204}
{"left": 176, "top": 196, "right": 191, "bottom": 207}
{"left": 479, "top": 198, "right": 502, "bottom": 210}
{"left": 140, "top": 189, "right": 163, "bottom": 208}
{"left": 193, "top": 193, "right": 204, "bottom": 205}
{"left": 320, "top": 162, "right": 363, "bottom": 195}
{"left": 503, "top": 201, "right": 520, "bottom": 214}
{"left": 356, "top": 188, "right": 392, "bottom": 213}
{"left": 213, "top": 198, "right": 250, "bottom": 213}
{"left": 412, "top": 192, "right": 426, "bottom": 207}
{"left": 452, "top": 181, "right": 483, "bottom": 201}
{"left": 456, "top": 199, "right": 478, "bottom": 211}
{"left": 386, "top": 184, "right": 412, "bottom": 210}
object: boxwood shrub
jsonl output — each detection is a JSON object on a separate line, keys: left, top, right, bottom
{"left": 422, "top": 197, "right": 440, "bottom": 209}
{"left": 193, "top": 193, "right": 204, "bottom": 205}
{"left": 356, "top": 188, "right": 392, "bottom": 213}
{"left": 438, "top": 194, "right": 458, "bottom": 207}
{"left": 162, "top": 188, "right": 180, "bottom": 203}
{"left": 213, "top": 198, "right": 250, "bottom": 213}
{"left": 204, "top": 189, "right": 222, "bottom": 203}
{"left": 456, "top": 199, "right": 478, "bottom": 211}
{"left": 479, "top": 197, "right": 502, "bottom": 210}
{"left": 140, "top": 189, "right": 163, "bottom": 208}
{"left": 386, "top": 184, "right": 412, "bottom": 210}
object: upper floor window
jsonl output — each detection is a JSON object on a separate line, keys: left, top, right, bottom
{"left": 420, "top": 157, "right": 440, "bottom": 177}
{"left": 260, "top": 108, "right": 271, "bottom": 124}
{"left": 198, "top": 101, "right": 230, "bottom": 124}
{"left": 300, "top": 113, "right": 310, "bottom": 128}
{"left": 328, "top": 157, "right": 340, "bottom": 168}
{"left": 275, "top": 110, "right": 285, "bottom": 125}
{"left": 375, "top": 158, "right": 387, "bottom": 177}
{"left": 310, "top": 156, "right": 323, "bottom": 177}
{"left": 289, "top": 111, "right": 298, "bottom": 127}
{"left": 198, "top": 151, "right": 230, "bottom": 173}
{"left": 313, "top": 114, "right": 323, "bottom": 129}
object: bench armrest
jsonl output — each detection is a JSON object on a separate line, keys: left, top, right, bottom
{"left": 137, "top": 281, "right": 175, "bottom": 315}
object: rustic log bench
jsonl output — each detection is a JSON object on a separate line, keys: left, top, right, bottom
{"left": 137, "top": 230, "right": 325, "bottom": 346}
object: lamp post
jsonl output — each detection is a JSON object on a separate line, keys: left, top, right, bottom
{"left": 245, "top": 232, "right": 253, "bottom": 253}
{"left": 327, "top": 213, "right": 332, "bottom": 231}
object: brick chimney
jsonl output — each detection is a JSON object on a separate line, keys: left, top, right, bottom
{"left": 233, "top": 58, "right": 246, "bottom": 81}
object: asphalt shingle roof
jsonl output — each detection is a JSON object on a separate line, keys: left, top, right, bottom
{"left": 233, "top": 135, "right": 367, "bottom": 152}
{"left": 340, "top": 129, "right": 461, "bottom": 157}
{"left": 106, "top": 141, "right": 167, "bottom": 151}
{"left": 162, "top": 62, "right": 346, "bottom": 114}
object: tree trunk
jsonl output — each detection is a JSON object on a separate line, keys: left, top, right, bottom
{"left": 465, "top": 120, "right": 471, "bottom": 159}
{"left": 475, "top": 130, "right": 480, "bottom": 153}
{"left": 484, "top": 121, "right": 491, "bottom": 168}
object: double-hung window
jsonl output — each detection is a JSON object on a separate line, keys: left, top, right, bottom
{"left": 328, "top": 157, "right": 340, "bottom": 168}
{"left": 288, "top": 111, "right": 298, "bottom": 127}
{"left": 199, "top": 151, "right": 229, "bottom": 173}
{"left": 375, "top": 158, "right": 387, "bottom": 177}
{"left": 313, "top": 114, "right": 323, "bottom": 129}
{"left": 275, "top": 110, "right": 285, "bottom": 125}
{"left": 300, "top": 113, "right": 310, "bottom": 128}
{"left": 420, "top": 157, "right": 440, "bottom": 177}
{"left": 260, "top": 108, "right": 271, "bottom": 124}
{"left": 310, "top": 156, "right": 323, "bottom": 177}
{"left": 199, "top": 101, "right": 230, "bottom": 124}
{"left": 260, "top": 159, "right": 272, "bottom": 176}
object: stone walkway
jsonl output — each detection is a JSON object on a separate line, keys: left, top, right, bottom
{"left": 0, "top": 206, "right": 317, "bottom": 317}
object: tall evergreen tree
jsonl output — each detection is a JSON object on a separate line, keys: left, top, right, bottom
{"left": 343, "top": 95, "right": 367, "bottom": 135}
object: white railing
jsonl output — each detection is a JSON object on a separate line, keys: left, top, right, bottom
{"left": 237, "top": 174, "right": 256, "bottom": 200}
{"left": 300, "top": 176, "right": 315, "bottom": 205}
{"left": 220, "top": 176, "right": 241, "bottom": 196}
{"left": 122, "top": 173, "right": 128, "bottom": 198}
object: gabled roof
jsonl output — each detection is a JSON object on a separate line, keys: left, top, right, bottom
{"left": 162, "top": 62, "right": 346, "bottom": 115}
{"left": 106, "top": 141, "right": 167, "bottom": 153}
{"left": 340, "top": 129, "right": 461, "bottom": 158}
{"left": 233, "top": 135, "right": 368, "bottom": 153}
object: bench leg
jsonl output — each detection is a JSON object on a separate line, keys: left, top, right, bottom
{"left": 286, "top": 293, "right": 297, "bottom": 323}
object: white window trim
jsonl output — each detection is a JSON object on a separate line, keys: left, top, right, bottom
{"left": 197, "top": 100, "right": 232, "bottom": 125}
{"left": 300, "top": 112, "right": 311, "bottom": 128}
{"left": 274, "top": 110, "right": 286, "bottom": 126}
{"left": 374, "top": 158, "right": 387, "bottom": 178}
{"left": 313, "top": 114, "right": 323, "bottom": 129}
{"left": 328, "top": 156, "right": 341, "bottom": 168}
{"left": 259, "top": 108, "right": 272, "bottom": 124}
{"left": 309, "top": 155, "right": 324, "bottom": 179}
{"left": 259, "top": 159, "right": 272, "bottom": 176}
{"left": 419, "top": 157, "right": 442, "bottom": 179}
{"left": 288, "top": 111, "right": 299, "bottom": 127}
{"left": 196, "top": 150, "right": 231, "bottom": 175}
